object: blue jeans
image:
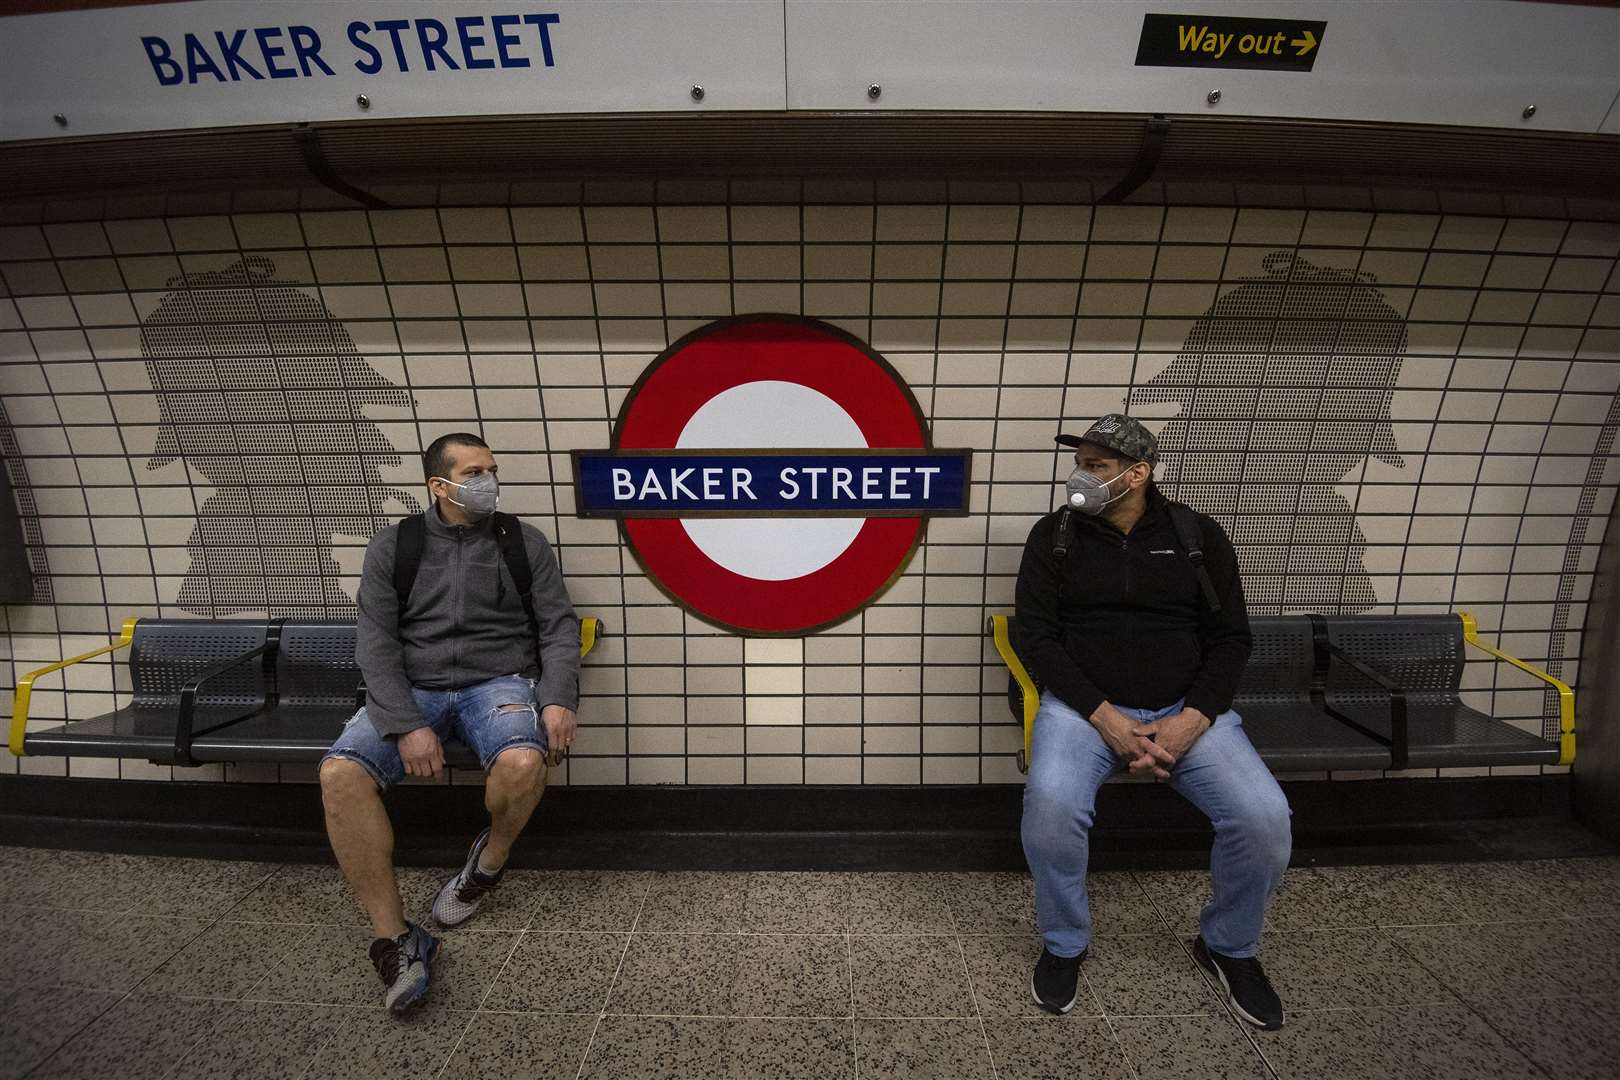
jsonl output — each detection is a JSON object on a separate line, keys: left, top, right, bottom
{"left": 322, "top": 674, "right": 548, "bottom": 791}
{"left": 1021, "top": 692, "right": 1292, "bottom": 959}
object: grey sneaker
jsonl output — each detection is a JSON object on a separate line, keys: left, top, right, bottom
{"left": 432, "top": 827, "right": 504, "bottom": 928}
{"left": 368, "top": 922, "right": 439, "bottom": 1013}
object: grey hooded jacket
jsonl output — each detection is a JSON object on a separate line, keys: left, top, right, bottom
{"left": 355, "top": 504, "right": 580, "bottom": 736}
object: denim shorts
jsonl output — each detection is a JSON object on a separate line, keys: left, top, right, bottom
{"left": 322, "top": 673, "right": 548, "bottom": 791}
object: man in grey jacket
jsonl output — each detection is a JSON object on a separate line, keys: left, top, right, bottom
{"left": 319, "top": 432, "right": 580, "bottom": 1013}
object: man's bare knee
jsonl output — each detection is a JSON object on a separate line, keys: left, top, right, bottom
{"left": 320, "top": 757, "right": 378, "bottom": 806}
{"left": 490, "top": 746, "right": 545, "bottom": 790}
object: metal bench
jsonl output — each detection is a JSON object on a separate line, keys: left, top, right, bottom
{"left": 988, "top": 612, "right": 1572, "bottom": 774}
{"left": 11, "top": 616, "right": 603, "bottom": 768}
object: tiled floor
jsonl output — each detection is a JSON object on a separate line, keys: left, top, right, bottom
{"left": 1, "top": 845, "right": 1617, "bottom": 1079}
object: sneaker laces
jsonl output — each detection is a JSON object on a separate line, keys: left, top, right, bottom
{"left": 369, "top": 933, "right": 406, "bottom": 985}
{"left": 453, "top": 868, "right": 498, "bottom": 904}
{"left": 1219, "top": 953, "right": 1276, "bottom": 995}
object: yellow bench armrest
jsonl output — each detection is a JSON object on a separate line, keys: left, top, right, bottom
{"left": 579, "top": 616, "right": 602, "bottom": 658}
{"left": 1458, "top": 611, "right": 1575, "bottom": 766}
{"left": 9, "top": 618, "right": 140, "bottom": 756}
{"left": 988, "top": 615, "right": 1039, "bottom": 773}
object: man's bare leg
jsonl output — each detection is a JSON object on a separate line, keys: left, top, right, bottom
{"left": 481, "top": 742, "right": 547, "bottom": 870}
{"left": 320, "top": 757, "right": 407, "bottom": 938}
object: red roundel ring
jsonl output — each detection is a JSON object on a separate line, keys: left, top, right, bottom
{"left": 613, "top": 314, "right": 930, "bottom": 635}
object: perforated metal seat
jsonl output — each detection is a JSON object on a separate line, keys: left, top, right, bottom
{"left": 1233, "top": 616, "right": 1389, "bottom": 770}
{"left": 1319, "top": 615, "right": 1557, "bottom": 768}
{"left": 188, "top": 620, "right": 480, "bottom": 767}
{"left": 991, "top": 612, "right": 1562, "bottom": 773}
{"left": 24, "top": 619, "right": 273, "bottom": 764}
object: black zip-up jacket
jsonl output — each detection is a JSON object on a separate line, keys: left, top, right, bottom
{"left": 1014, "top": 486, "right": 1252, "bottom": 721}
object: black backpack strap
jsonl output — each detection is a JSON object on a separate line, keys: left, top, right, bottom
{"left": 1052, "top": 507, "right": 1073, "bottom": 600}
{"left": 1168, "top": 502, "right": 1222, "bottom": 614}
{"left": 493, "top": 512, "right": 539, "bottom": 647}
{"left": 392, "top": 513, "right": 425, "bottom": 613}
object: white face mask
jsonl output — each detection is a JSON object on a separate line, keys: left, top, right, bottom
{"left": 432, "top": 472, "right": 499, "bottom": 518}
{"left": 1065, "top": 466, "right": 1132, "bottom": 515}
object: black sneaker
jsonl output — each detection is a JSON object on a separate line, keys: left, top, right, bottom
{"left": 432, "top": 827, "right": 504, "bottom": 928}
{"left": 1030, "top": 946, "right": 1087, "bottom": 1014}
{"left": 1193, "top": 935, "right": 1283, "bottom": 1030}
{"left": 369, "top": 921, "right": 440, "bottom": 1013}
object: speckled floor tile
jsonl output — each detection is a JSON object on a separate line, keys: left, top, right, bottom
{"left": 304, "top": 1001, "right": 476, "bottom": 1079}
{"left": 608, "top": 932, "right": 742, "bottom": 1016}
{"left": 1089, "top": 871, "right": 1172, "bottom": 935}
{"left": 1472, "top": 994, "right": 1620, "bottom": 1080}
{"left": 847, "top": 873, "right": 956, "bottom": 934}
{"left": 26, "top": 992, "right": 220, "bottom": 1080}
{"left": 0, "top": 849, "right": 164, "bottom": 912}
{"left": 166, "top": 999, "right": 349, "bottom": 1080}
{"left": 1357, "top": 1004, "right": 1543, "bottom": 1079}
{"left": 577, "top": 1016, "right": 727, "bottom": 1079}
{"left": 1333, "top": 862, "right": 1550, "bottom": 927}
{"left": 525, "top": 870, "right": 653, "bottom": 931}
{"left": 117, "top": 855, "right": 278, "bottom": 918}
{"left": 1112, "top": 1013, "right": 1270, "bottom": 1079}
{"left": 850, "top": 934, "right": 975, "bottom": 1018}
{"left": 982, "top": 1016, "right": 1133, "bottom": 1080}
{"left": 636, "top": 872, "right": 750, "bottom": 931}
{"left": 1255, "top": 928, "right": 1458, "bottom": 1009}
{"left": 439, "top": 1010, "right": 597, "bottom": 1079}
{"left": 480, "top": 930, "right": 627, "bottom": 1013}
{"left": 139, "top": 919, "right": 315, "bottom": 999}
{"left": 731, "top": 933, "right": 852, "bottom": 1017}
{"left": 944, "top": 872, "right": 1038, "bottom": 934}
{"left": 741, "top": 871, "right": 852, "bottom": 931}
{"left": 1385, "top": 921, "right": 1597, "bottom": 1004}
{"left": 1250, "top": 1007, "right": 1396, "bottom": 1080}
{"left": 854, "top": 1018, "right": 996, "bottom": 1079}
{"left": 228, "top": 862, "right": 366, "bottom": 924}
{"left": 1507, "top": 856, "right": 1620, "bottom": 918}
{"left": 1141, "top": 868, "right": 1376, "bottom": 935}
{"left": 1082, "top": 932, "right": 1218, "bottom": 1017}
{"left": 0, "top": 909, "right": 206, "bottom": 991}
{"left": 0, "top": 984, "right": 122, "bottom": 1080}
{"left": 960, "top": 933, "right": 1103, "bottom": 1018}
{"left": 723, "top": 1017, "right": 857, "bottom": 1078}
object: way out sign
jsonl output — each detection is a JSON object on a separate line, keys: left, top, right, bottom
{"left": 1136, "top": 13, "right": 1325, "bottom": 72}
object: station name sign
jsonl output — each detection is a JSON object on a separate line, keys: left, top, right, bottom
{"left": 573, "top": 449, "right": 971, "bottom": 518}
{"left": 1136, "top": 13, "right": 1325, "bottom": 72}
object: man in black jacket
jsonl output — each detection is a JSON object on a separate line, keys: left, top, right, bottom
{"left": 1016, "top": 414, "right": 1291, "bottom": 1029}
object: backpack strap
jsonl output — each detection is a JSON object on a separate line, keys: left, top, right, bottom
{"left": 1052, "top": 507, "right": 1073, "bottom": 599}
{"left": 1168, "top": 501, "right": 1223, "bottom": 614}
{"left": 392, "top": 513, "right": 426, "bottom": 613}
{"left": 492, "top": 511, "right": 539, "bottom": 648}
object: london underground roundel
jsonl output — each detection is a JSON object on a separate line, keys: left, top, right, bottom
{"left": 573, "top": 314, "right": 971, "bottom": 636}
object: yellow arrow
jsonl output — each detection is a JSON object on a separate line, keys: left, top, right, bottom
{"left": 1291, "top": 29, "right": 1317, "bottom": 56}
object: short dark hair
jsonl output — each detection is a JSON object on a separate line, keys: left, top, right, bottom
{"left": 424, "top": 432, "right": 489, "bottom": 481}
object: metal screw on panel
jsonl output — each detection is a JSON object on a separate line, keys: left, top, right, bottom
{"left": 52, "top": 113, "right": 67, "bottom": 127}
{"left": 356, "top": 94, "right": 370, "bottom": 110}
{"left": 1522, "top": 104, "right": 1537, "bottom": 119}
{"left": 868, "top": 83, "right": 882, "bottom": 100}
{"left": 1207, "top": 89, "right": 1221, "bottom": 106}
{"left": 690, "top": 85, "right": 705, "bottom": 102}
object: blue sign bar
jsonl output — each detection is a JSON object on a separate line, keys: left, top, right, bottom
{"left": 573, "top": 450, "right": 972, "bottom": 517}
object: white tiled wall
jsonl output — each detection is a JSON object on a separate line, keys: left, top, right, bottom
{"left": 1, "top": 180, "right": 1617, "bottom": 785}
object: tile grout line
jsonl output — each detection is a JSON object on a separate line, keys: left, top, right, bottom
{"left": 24, "top": 860, "right": 284, "bottom": 1080}
{"left": 572, "top": 873, "right": 654, "bottom": 1080}
{"left": 431, "top": 891, "right": 536, "bottom": 1080}
{"left": 845, "top": 877, "right": 858, "bottom": 1080}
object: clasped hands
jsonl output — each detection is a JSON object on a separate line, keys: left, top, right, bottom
{"left": 1090, "top": 702, "right": 1210, "bottom": 780}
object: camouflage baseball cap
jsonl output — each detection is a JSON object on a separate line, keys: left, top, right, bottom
{"left": 1055, "top": 414, "right": 1158, "bottom": 464}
